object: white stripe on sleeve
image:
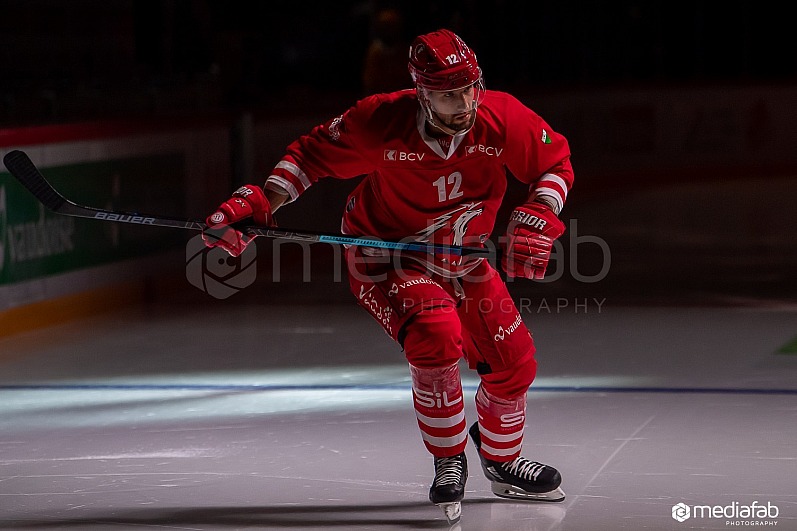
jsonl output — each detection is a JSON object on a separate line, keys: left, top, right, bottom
{"left": 275, "top": 160, "right": 312, "bottom": 190}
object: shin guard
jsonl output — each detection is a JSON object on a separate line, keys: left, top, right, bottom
{"left": 474, "top": 384, "right": 526, "bottom": 462}
{"left": 410, "top": 362, "right": 467, "bottom": 457}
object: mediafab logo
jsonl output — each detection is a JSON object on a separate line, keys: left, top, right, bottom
{"left": 672, "top": 501, "right": 779, "bottom": 525}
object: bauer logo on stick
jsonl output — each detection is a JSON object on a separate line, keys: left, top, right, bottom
{"left": 94, "top": 212, "right": 155, "bottom": 224}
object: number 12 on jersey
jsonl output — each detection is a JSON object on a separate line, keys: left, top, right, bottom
{"left": 433, "top": 172, "right": 464, "bottom": 202}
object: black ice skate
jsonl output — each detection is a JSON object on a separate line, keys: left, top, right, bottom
{"left": 429, "top": 452, "right": 467, "bottom": 524}
{"left": 468, "top": 422, "right": 565, "bottom": 502}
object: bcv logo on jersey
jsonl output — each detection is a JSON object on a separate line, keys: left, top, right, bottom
{"left": 466, "top": 144, "right": 504, "bottom": 157}
{"left": 384, "top": 149, "right": 425, "bottom": 161}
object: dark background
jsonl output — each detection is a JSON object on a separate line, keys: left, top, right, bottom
{"left": 1, "top": 0, "right": 795, "bottom": 304}
{"left": 1, "top": 0, "right": 795, "bottom": 125}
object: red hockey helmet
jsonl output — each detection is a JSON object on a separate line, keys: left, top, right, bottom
{"left": 408, "top": 29, "right": 482, "bottom": 91}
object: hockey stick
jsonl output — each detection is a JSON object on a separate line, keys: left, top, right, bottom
{"left": 2, "top": 150, "right": 494, "bottom": 257}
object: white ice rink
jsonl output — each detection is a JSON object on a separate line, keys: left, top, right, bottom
{"left": 1, "top": 290, "right": 796, "bottom": 530}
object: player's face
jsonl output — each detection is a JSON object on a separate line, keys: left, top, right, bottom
{"left": 427, "top": 84, "right": 478, "bottom": 132}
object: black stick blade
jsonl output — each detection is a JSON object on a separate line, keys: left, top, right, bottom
{"left": 3, "top": 150, "right": 67, "bottom": 211}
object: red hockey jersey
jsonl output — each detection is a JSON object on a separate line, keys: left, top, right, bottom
{"left": 265, "top": 89, "right": 574, "bottom": 277}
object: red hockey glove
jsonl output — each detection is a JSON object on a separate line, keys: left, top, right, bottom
{"left": 502, "top": 203, "right": 565, "bottom": 279}
{"left": 202, "top": 184, "right": 274, "bottom": 257}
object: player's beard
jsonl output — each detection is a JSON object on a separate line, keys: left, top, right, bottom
{"left": 431, "top": 109, "right": 476, "bottom": 135}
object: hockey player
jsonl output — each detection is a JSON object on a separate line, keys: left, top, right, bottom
{"left": 203, "top": 29, "right": 572, "bottom": 523}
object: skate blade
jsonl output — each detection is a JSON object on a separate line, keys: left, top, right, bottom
{"left": 436, "top": 501, "right": 462, "bottom": 524}
{"left": 491, "top": 483, "right": 565, "bottom": 502}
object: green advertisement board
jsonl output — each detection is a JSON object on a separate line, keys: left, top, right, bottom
{"left": 0, "top": 153, "right": 187, "bottom": 285}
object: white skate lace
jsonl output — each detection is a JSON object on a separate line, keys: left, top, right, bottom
{"left": 501, "top": 457, "right": 546, "bottom": 481}
{"left": 434, "top": 457, "right": 464, "bottom": 486}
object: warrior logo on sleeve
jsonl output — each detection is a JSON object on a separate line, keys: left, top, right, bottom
{"left": 415, "top": 202, "right": 483, "bottom": 247}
